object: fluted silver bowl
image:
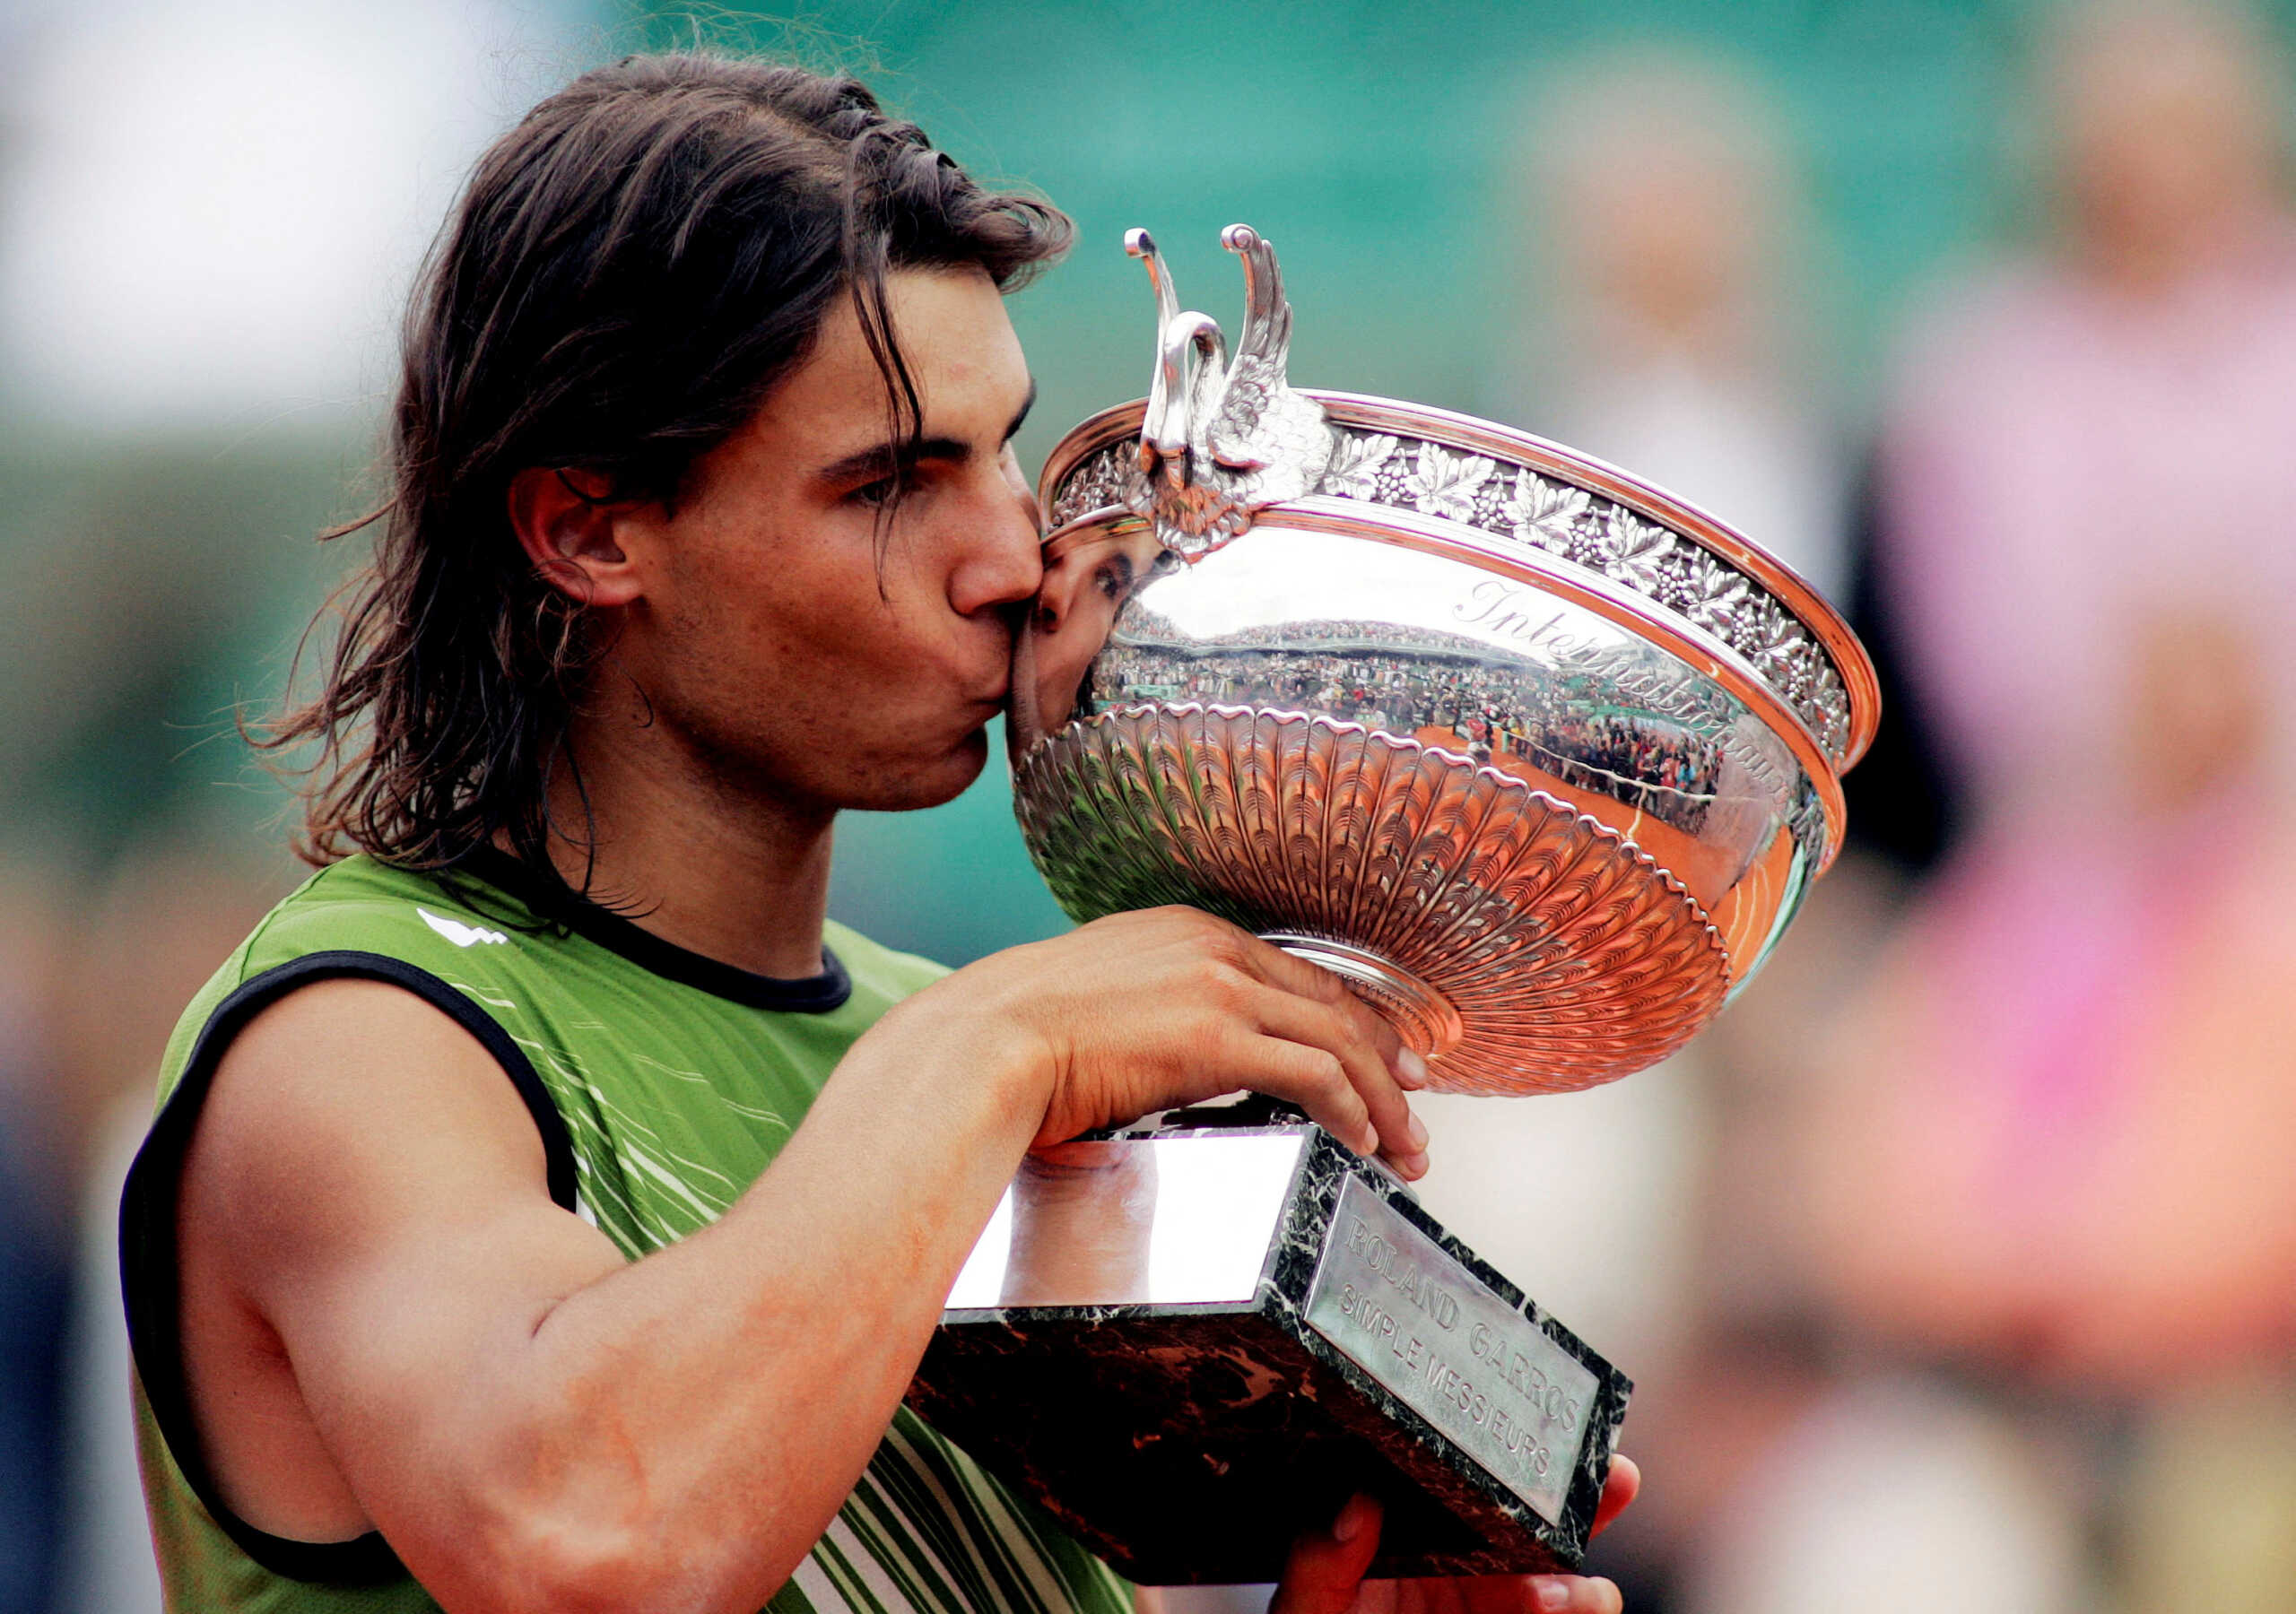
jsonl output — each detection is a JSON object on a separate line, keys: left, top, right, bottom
{"left": 1008, "top": 230, "right": 1878, "bottom": 1097}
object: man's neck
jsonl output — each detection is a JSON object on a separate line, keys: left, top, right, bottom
{"left": 537, "top": 724, "right": 838, "bottom": 982}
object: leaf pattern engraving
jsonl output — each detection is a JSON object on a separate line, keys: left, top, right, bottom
{"left": 1404, "top": 442, "right": 1494, "bottom": 524}
{"left": 1502, "top": 471, "right": 1590, "bottom": 554}
{"left": 1321, "top": 431, "right": 1398, "bottom": 500}
{"left": 1776, "top": 638, "right": 1825, "bottom": 705}
{"left": 1682, "top": 551, "right": 1751, "bottom": 636}
{"left": 1735, "top": 596, "right": 1803, "bottom": 669}
{"left": 1597, "top": 508, "right": 1675, "bottom": 593}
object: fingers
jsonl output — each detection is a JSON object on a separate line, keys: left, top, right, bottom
{"left": 1248, "top": 941, "right": 1412, "bottom": 1071}
{"left": 1478, "top": 1457, "right": 1635, "bottom": 1614}
{"left": 1023, "top": 910, "right": 1434, "bottom": 1165}
{"left": 1271, "top": 1494, "right": 1383, "bottom": 1614}
{"left": 1266, "top": 1476, "right": 1631, "bottom": 1614}
{"left": 1589, "top": 1455, "right": 1639, "bottom": 1540}
{"left": 1252, "top": 947, "right": 1427, "bottom": 1103}
{"left": 1520, "top": 1578, "right": 1622, "bottom": 1614}
{"left": 1226, "top": 1033, "right": 1378, "bottom": 1158}
{"left": 1241, "top": 982, "right": 1428, "bottom": 1177}
{"left": 1232, "top": 933, "right": 1428, "bottom": 1168}
{"left": 1413, "top": 1574, "right": 1620, "bottom": 1614}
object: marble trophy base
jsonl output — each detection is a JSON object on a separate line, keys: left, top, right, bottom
{"left": 904, "top": 1106, "right": 1631, "bottom": 1585}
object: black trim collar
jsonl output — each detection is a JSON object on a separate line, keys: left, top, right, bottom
{"left": 453, "top": 848, "right": 852, "bottom": 1014}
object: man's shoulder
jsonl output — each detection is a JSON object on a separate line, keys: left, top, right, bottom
{"left": 822, "top": 917, "right": 952, "bottom": 1005}
{"left": 152, "top": 857, "right": 552, "bottom": 1106}
{"left": 247, "top": 855, "right": 541, "bottom": 965}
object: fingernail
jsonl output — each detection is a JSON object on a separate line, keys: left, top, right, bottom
{"left": 1405, "top": 1110, "right": 1429, "bottom": 1151}
{"left": 1396, "top": 1050, "right": 1429, "bottom": 1089}
{"left": 1332, "top": 1495, "right": 1373, "bottom": 1542}
{"left": 1399, "top": 1150, "right": 1430, "bottom": 1179}
{"left": 1535, "top": 1582, "right": 1571, "bottom": 1612}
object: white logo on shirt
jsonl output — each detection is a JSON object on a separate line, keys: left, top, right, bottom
{"left": 419, "top": 907, "right": 509, "bottom": 948}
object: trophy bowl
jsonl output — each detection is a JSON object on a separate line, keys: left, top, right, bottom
{"left": 1010, "top": 228, "right": 1878, "bottom": 1096}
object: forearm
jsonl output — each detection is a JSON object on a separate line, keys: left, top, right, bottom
{"left": 405, "top": 998, "right": 1049, "bottom": 1612}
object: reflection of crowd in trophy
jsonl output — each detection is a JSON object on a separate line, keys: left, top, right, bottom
{"left": 1092, "top": 641, "right": 1727, "bottom": 829}
{"left": 1118, "top": 614, "right": 1519, "bottom": 661}
{"left": 1525, "top": 713, "right": 1724, "bottom": 818}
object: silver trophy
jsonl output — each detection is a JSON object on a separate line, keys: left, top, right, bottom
{"left": 904, "top": 227, "right": 1877, "bottom": 1584}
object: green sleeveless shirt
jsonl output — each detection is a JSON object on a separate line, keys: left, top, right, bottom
{"left": 119, "top": 852, "right": 1130, "bottom": 1614}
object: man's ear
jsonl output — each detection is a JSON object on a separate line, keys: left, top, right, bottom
{"left": 508, "top": 466, "right": 643, "bottom": 608}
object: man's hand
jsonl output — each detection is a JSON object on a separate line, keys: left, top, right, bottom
{"left": 1270, "top": 1458, "right": 1641, "bottom": 1614}
{"left": 902, "top": 906, "right": 1431, "bottom": 1178}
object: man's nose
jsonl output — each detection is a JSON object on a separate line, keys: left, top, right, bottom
{"left": 949, "top": 476, "right": 1045, "bottom": 617}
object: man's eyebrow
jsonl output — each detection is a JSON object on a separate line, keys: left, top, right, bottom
{"left": 814, "top": 377, "right": 1039, "bottom": 487}
{"left": 815, "top": 438, "right": 944, "bottom": 485}
{"left": 1004, "top": 378, "right": 1038, "bottom": 444}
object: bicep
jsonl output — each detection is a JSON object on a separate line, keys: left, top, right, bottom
{"left": 184, "top": 978, "right": 623, "bottom": 1517}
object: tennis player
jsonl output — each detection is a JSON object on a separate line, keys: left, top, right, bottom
{"left": 120, "top": 52, "right": 1634, "bottom": 1614}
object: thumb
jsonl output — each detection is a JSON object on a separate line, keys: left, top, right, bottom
{"left": 1270, "top": 1494, "right": 1382, "bottom": 1614}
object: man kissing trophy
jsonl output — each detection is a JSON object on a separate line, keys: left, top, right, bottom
{"left": 906, "top": 226, "right": 1878, "bottom": 1585}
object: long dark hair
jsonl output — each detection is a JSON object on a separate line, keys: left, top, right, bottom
{"left": 264, "top": 52, "right": 1070, "bottom": 875}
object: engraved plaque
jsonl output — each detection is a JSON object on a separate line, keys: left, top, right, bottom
{"left": 1303, "top": 1176, "right": 1597, "bottom": 1526}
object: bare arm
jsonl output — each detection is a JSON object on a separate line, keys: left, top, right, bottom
{"left": 182, "top": 907, "right": 1426, "bottom": 1614}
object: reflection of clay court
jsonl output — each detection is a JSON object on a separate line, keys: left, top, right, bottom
{"left": 1412, "top": 726, "right": 1747, "bottom": 920}
{"left": 1409, "top": 726, "right": 1785, "bottom": 978}
{"left": 1416, "top": 727, "right": 1715, "bottom": 890}
{"left": 1017, "top": 705, "right": 1735, "bottom": 1093}
{"left": 1102, "top": 640, "right": 1790, "bottom": 986}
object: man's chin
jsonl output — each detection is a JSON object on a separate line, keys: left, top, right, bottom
{"left": 846, "top": 725, "right": 992, "bottom": 814}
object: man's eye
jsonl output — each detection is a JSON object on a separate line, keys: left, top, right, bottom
{"left": 1092, "top": 555, "right": 1135, "bottom": 602}
{"left": 849, "top": 474, "right": 901, "bottom": 508}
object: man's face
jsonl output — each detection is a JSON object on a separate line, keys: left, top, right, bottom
{"left": 604, "top": 266, "right": 1042, "bottom": 816}
{"left": 1016, "top": 524, "right": 1165, "bottom": 751}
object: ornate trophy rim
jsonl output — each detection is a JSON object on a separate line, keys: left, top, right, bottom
{"left": 1037, "top": 391, "right": 1882, "bottom": 780}
{"left": 1034, "top": 396, "right": 1859, "bottom": 871}
{"left": 1035, "top": 480, "right": 1850, "bottom": 873}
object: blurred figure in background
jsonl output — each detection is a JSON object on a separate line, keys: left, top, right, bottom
{"left": 1700, "top": 4, "right": 2296, "bottom": 1610}
{"left": 0, "top": 843, "right": 282, "bottom": 1614}
{"left": 0, "top": 866, "right": 73, "bottom": 1614}
{"left": 54, "top": 840, "right": 292, "bottom": 1614}
{"left": 1493, "top": 49, "right": 1848, "bottom": 603}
